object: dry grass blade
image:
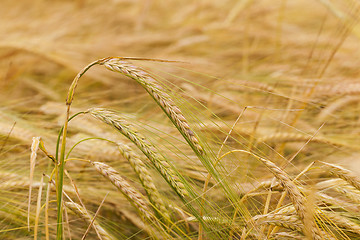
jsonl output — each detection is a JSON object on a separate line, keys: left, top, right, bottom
{"left": 117, "top": 143, "right": 170, "bottom": 219}
{"left": 81, "top": 193, "right": 108, "bottom": 240}
{"left": 91, "top": 161, "right": 152, "bottom": 220}
{"left": 28, "top": 136, "right": 40, "bottom": 231}
{"left": 88, "top": 108, "right": 187, "bottom": 198}
{"left": 34, "top": 175, "right": 44, "bottom": 240}
{"left": 320, "top": 161, "right": 360, "bottom": 191}
{"left": 99, "top": 57, "right": 204, "bottom": 155}
{"left": 65, "top": 201, "right": 112, "bottom": 240}
{"left": 45, "top": 181, "right": 51, "bottom": 240}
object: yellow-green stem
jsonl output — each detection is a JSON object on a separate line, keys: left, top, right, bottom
{"left": 56, "top": 105, "right": 70, "bottom": 240}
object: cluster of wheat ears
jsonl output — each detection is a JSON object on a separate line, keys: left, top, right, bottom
{"left": 14, "top": 56, "right": 358, "bottom": 240}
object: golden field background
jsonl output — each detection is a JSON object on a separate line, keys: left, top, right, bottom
{"left": 1, "top": 0, "right": 360, "bottom": 239}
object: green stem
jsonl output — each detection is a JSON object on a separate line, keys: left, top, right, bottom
{"left": 55, "top": 59, "right": 99, "bottom": 240}
{"left": 55, "top": 112, "right": 86, "bottom": 239}
{"left": 56, "top": 112, "right": 85, "bottom": 161}
{"left": 56, "top": 106, "right": 70, "bottom": 240}
{"left": 66, "top": 137, "right": 112, "bottom": 159}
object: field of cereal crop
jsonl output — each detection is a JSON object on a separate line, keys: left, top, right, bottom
{"left": 1, "top": 1, "right": 360, "bottom": 239}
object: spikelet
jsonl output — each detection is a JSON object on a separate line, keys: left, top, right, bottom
{"left": 91, "top": 161, "right": 152, "bottom": 219}
{"left": 88, "top": 108, "right": 188, "bottom": 198}
{"left": 99, "top": 57, "right": 204, "bottom": 155}
{"left": 117, "top": 143, "right": 170, "bottom": 219}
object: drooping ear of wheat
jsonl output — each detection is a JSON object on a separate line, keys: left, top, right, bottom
{"left": 117, "top": 143, "right": 170, "bottom": 219}
{"left": 98, "top": 57, "right": 204, "bottom": 156}
{"left": 87, "top": 108, "right": 188, "bottom": 198}
{"left": 255, "top": 155, "right": 322, "bottom": 240}
{"left": 90, "top": 161, "right": 153, "bottom": 220}
{"left": 320, "top": 161, "right": 360, "bottom": 191}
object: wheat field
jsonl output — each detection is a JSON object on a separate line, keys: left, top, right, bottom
{"left": 1, "top": 0, "right": 360, "bottom": 239}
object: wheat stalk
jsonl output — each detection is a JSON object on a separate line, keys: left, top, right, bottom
{"left": 88, "top": 108, "right": 188, "bottom": 198}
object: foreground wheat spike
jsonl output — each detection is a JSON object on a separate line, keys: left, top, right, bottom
{"left": 117, "top": 143, "right": 170, "bottom": 219}
{"left": 99, "top": 57, "right": 204, "bottom": 155}
{"left": 65, "top": 202, "right": 113, "bottom": 240}
{"left": 274, "top": 205, "right": 360, "bottom": 236}
{"left": 256, "top": 156, "right": 323, "bottom": 240}
{"left": 320, "top": 161, "right": 360, "bottom": 191}
{"left": 322, "top": 210, "right": 360, "bottom": 235}
{"left": 91, "top": 161, "right": 152, "bottom": 219}
{"left": 88, "top": 108, "right": 188, "bottom": 198}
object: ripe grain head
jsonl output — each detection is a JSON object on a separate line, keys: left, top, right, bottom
{"left": 87, "top": 108, "right": 188, "bottom": 198}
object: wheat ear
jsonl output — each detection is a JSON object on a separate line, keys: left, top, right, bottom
{"left": 117, "top": 143, "right": 170, "bottom": 219}
{"left": 320, "top": 161, "right": 360, "bottom": 191}
{"left": 274, "top": 205, "right": 360, "bottom": 236}
{"left": 99, "top": 57, "right": 204, "bottom": 155}
{"left": 256, "top": 156, "right": 322, "bottom": 240}
{"left": 91, "top": 161, "right": 152, "bottom": 219}
{"left": 88, "top": 108, "right": 187, "bottom": 198}
{"left": 253, "top": 213, "right": 303, "bottom": 232}
{"left": 64, "top": 202, "right": 113, "bottom": 240}
{"left": 257, "top": 132, "right": 344, "bottom": 147}
{"left": 322, "top": 211, "right": 360, "bottom": 235}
